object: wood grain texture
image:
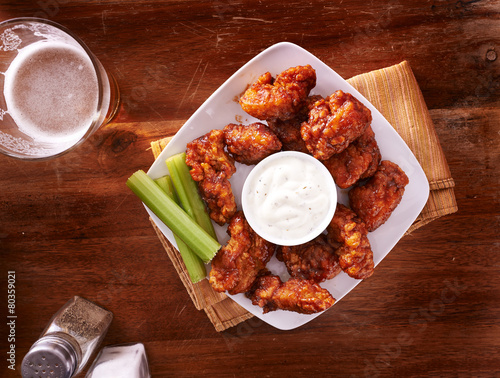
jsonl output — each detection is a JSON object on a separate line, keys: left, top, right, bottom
{"left": 0, "top": 1, "right": 499, "bottom": 377}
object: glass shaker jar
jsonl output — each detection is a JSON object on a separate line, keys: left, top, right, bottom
{"left": 22, "top": 296, "right": 113, "bottom": 378}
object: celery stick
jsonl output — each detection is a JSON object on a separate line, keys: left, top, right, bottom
{"left": 127, "top": 170, "right": 220, "bottom": 263}
{"left": 166, "top": 153, "right": 217, "bottom": 239}
{"left": 154, "top": 175, "right": 206, "bottom": 283}
{"left": 154, "top": 176, "right": 178, "bottom": 201}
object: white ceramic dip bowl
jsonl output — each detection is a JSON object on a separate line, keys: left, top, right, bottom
{"left": 241, "top": 151, "right": 337, "bottom": 246}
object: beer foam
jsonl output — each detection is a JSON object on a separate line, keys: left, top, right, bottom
{"left": 3, "top": 41, "right": 99, "bottom": 146}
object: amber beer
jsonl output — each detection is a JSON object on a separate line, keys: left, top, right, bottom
{"left": 0, "top": 18, "right": 119, "bottom": 160}
{"left": 4, "top": 41, "right": 102, "bottom": 153}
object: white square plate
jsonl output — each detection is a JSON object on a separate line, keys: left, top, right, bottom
{"left": 146, "top": 42, "right": 429, "bottom": 330}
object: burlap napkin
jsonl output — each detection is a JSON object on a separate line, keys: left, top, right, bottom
{"left": 149, "top": 60, "right": 458, "bottom": 331}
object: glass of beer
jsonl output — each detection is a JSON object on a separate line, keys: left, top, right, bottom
{"left": 0, "top": 18, "right": 120, "bottom": 160}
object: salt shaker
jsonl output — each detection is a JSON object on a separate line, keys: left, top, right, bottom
{"left": 22, "top": 296, "right": 113, "bottom": 378}
{"left": 85, "top": 343, "right": 151, "bottom": 378}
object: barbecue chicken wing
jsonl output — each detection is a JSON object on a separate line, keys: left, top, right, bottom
{"left": 349, "top": 160, "right": 409, "bottom": 232}
{"left": 209, "top": 212, "right": 275, "bottom": 295}
{"left": 197, "top": 175, "right": 237, "bottom": 226}
{"left": 239, "top": 65, "right": 316, "bottom": 121}
{"left": 246, "top": 274, "right": 335, "bottom": 314}
{"left": 185, "top": 129, "right": 237, "bottom": 225}
{"left": 301, "top": 90, "right": 372, "bottom": 160}
{"left": 327, "top": 204, "right": 374, "bottom": 279}
{"left": 322, "top": 125, "right": 381, "bottom": 188}
{"left": 277, "top": 234, "right": 341, "bottom": 283}
{"left": 223, "top": 122, "right": 282, "bottom": 165}
{"left": 267, "top": 95, "right": 322, "bottom": 153}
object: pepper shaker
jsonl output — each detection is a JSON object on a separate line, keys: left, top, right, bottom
{"left": 22, "top": 296, "right": 113, "bottom": 378}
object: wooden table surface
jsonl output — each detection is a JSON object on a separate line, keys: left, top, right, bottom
{"left": 1, "top": 1, "right": 499, "bottom": 377}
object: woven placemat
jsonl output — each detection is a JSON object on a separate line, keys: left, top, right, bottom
{"left": 348, "top": 61, "right": 458, "bottom": 234}
{"left": 149, "top": 60, "right": 458, "bottom": 332}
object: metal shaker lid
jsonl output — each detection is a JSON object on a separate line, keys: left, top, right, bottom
{"left": 22, "top": 335, "right": 78, "bottom": 378}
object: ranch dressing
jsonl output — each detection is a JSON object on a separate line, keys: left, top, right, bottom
{"left": 242, "top": 151, "right": 337, "bottom": 246}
